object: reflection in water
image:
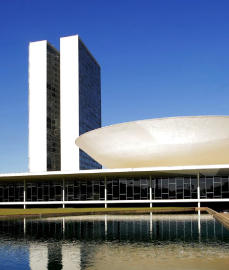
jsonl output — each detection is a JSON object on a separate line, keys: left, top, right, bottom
{"left": 0, "top": 214, "right": 228, "bottom": 270}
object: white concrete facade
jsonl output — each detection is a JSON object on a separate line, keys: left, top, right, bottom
{"left": 28, "top": 41, "right": 47, "bottom": 172}
{"left": 60, "top": 35, "right": 80, "bottom": 171}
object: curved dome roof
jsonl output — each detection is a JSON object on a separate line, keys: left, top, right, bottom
{"left": 75, "top": 116, "right": 229, "bottom": 169}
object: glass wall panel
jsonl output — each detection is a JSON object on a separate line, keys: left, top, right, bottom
{"left": 191, "top": 178, "right": 197, "bottom": 193}
{"left": 206, "top": 177, "right": 213, "bottom": 192}
{"left": 65, "top": 179, "right": 105, "bottom": 201}
{"left": 162, "top": 179, "right": 168, "bottom": 194}
{"left": 222, "top": 177, "right": 229, "bottom": 192}
{"left": 169, "top": 183, "right": 176, "bottom": 198}
{"left": 120, "top": 179, "right": 126, "bottom": 195}
{"left": 151, "top": 179, "right": 154, "bottom": 199}
{"left": 79, "top": 39, "right": 101, "bottom": 170}
{"left": 184, "top": 181, "right": 191, "bottom": 198}
{"left": 214, "top": 181, "right": 221, "bottom": 197}
{"left": 106, "top": 178, "right": 149, "bottom": 200}
{"left": 0, "top": 182, "right": 24, "bottom": 202}
{"left": 127, "top": 179, "right": 133, "bottom": 199}
{"left": 200, "top": 178, "right": 206, "bottom": 198}
{"left": 155, "top": 179, "right": 162, "bottom": 199}
{"left": 27, "top": 181, "right": 62, "bottom": 201}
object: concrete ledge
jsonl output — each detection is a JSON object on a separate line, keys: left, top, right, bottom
{"left": 206, "top": 208, "right": 229, "bottom": 231}
{"left": 0, "top": 207, "right": 195, "bottom": 220}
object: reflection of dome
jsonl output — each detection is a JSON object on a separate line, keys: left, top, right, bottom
{"left": 75, "top": 116, "right": 229, "bottom": 169}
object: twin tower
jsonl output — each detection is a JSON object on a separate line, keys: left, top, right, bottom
{"left": 29, "top": 35, "right": 101, "bottom": 172}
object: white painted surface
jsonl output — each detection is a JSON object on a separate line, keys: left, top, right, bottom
{"left": 2, "top": 163, "right": 229, "bottom": 179}
{"left": 29, "top": 244, "right": 48, "bottom": 270}
{"left": 29, "top": 41, "right": 47, "bottom": 172}
{"left": 76, "top": 116, "right": 229, "bottom": 168}
{"left": 0, "top": 198, "right": 229, "bottom": 206}
{"left": 60, "top": 35, "right": 80, "bottom": 171}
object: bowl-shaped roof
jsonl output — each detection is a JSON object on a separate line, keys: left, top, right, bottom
{"left": 75, "top": 116, "right": 229, "bottom": 169}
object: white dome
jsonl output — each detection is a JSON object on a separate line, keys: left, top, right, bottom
{"left": 75, "top": 116, "right": 229, "bottom": 169}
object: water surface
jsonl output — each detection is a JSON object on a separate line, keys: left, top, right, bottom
{"left": 0, "top": 214, "right": 228, "bottom": 270}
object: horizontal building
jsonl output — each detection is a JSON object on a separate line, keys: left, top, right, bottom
{"left": 0, "top": 164, "right": 229, "bottom": 209}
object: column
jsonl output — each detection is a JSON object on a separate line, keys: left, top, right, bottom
{"left": 23, "top": 179, "right": 26, "bottom": 209}
{"left": 197, "top": 173, "right": 200, "bottom": 209}
{"left": 62, "top": 178, "right": 65, "bottom": 208}
{"left": 149, "top": 175, "right": 152, "bottom": 208}
{"left": 105, "top": 176, "right": 107, "bottom": 208}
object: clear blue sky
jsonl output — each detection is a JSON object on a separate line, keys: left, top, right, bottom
{"left": 0, "top": 0, "right": 229, "bottom": 173}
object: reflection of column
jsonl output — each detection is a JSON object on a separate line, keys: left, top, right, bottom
{"left": 29, "top": 243, "right": 48, "bottom": 270}
{"left": 156, "top": 220, "right": 160, "bottom": 239}
{"left": 105, "top": 176, "right": 107, "bottom": 208}
{"left": 214, "top": 218, "right": 216, "bottom": 238}
{"left": 198, "top": 210, "right": 201, "bottom": 240}
{"left": 63, "top": 217, "right": 65, "bottom": 236}
{"left": 62, "top": 245, "right": 81, "bottom": 270}
{"left": 169, "top": 216, "right": 171, "bottom": 239}
{"left": 105, "top": 214, "right": 107, "bottom": 237}
{"left": 48, "top": 243, "right": 62, "bottom": 270}
{"left": 62, "top": 178, "right": 65, "bottom": 208}
{"left": 150, "top": 212, "right": 153, "bottom": 239}
{"left": 24, "top": 179, "right": 26, "bottom": 209}
{"left": 23, "top": 218, "right": 26, "bottom": 235}
{"left": 149, "top": 175, "right": 152, "bottom": 208}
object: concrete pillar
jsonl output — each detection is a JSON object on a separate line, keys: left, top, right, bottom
{"left": 105, "top": 176, "right": 107, "bottom": 208}
{"left": 149, "top": 174, "right": 152, "bottom": 208}
{"left": 23, "top": 179, "right": 26, "bottom": 209}
{"left": 197, "top": 173, "right": 200, "bottom": 209}
{"left": 62, "top": 178, "right": 65, "bottom": 208}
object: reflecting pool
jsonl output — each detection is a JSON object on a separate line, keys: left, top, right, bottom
{"left": 0, "top": 214, "right": 228, "bottom": 270}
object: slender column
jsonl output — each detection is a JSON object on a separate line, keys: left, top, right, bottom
{"left": 197, "top": 173, "right": 200, "bottom": 209}
{"left": 149, "top": 175, "right": 152, "bottom": 208}
{"left": 23, "top": 179, "right": 26, "bottom": 209}
{"left": 62, "top": 178, "right": 65, "bottom": 208}
{"left": 105, "top": 176, "right": 107, "bottom": 208}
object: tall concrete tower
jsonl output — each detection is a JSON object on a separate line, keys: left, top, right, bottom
{"left": 28, "top": 35, "right": 101, "bottom": 172}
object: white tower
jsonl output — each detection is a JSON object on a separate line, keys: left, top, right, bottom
{"left": 29, "top": 35, "right": 101, "bottom": 172}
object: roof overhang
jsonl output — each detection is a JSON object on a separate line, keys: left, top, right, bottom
{"left": 1, "top": 164, "right": 229, "bottom": 181}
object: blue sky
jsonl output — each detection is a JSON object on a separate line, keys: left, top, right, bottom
{"left": 0, "top": 0, "right": 229, "bottom": 173}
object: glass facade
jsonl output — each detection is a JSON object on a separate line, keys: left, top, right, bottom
{"left": 107, "top": 178, "right": 150, "bottom": 200}
{"left": 0, "top": 176, "right": 229, "bottom": 203}
{"left": 26, "top": 181, "right": 62, "bottom": 201}
{"left": 46, "top": 43, "right": 61, "bottom": 171}
{"left": 200, "top": 176, "right": 229, "bottom": 199}
{"left": 153, "top": 177, "right": 198, "bottom": 200}
{"left": 0, "top": 182, "right": 24, "bottom": 202}
{"left": 78, "top": 39, "right": 102, "bottom": 170}
{"left": 65, "top": 179, "right": 105, "bottom": 201}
